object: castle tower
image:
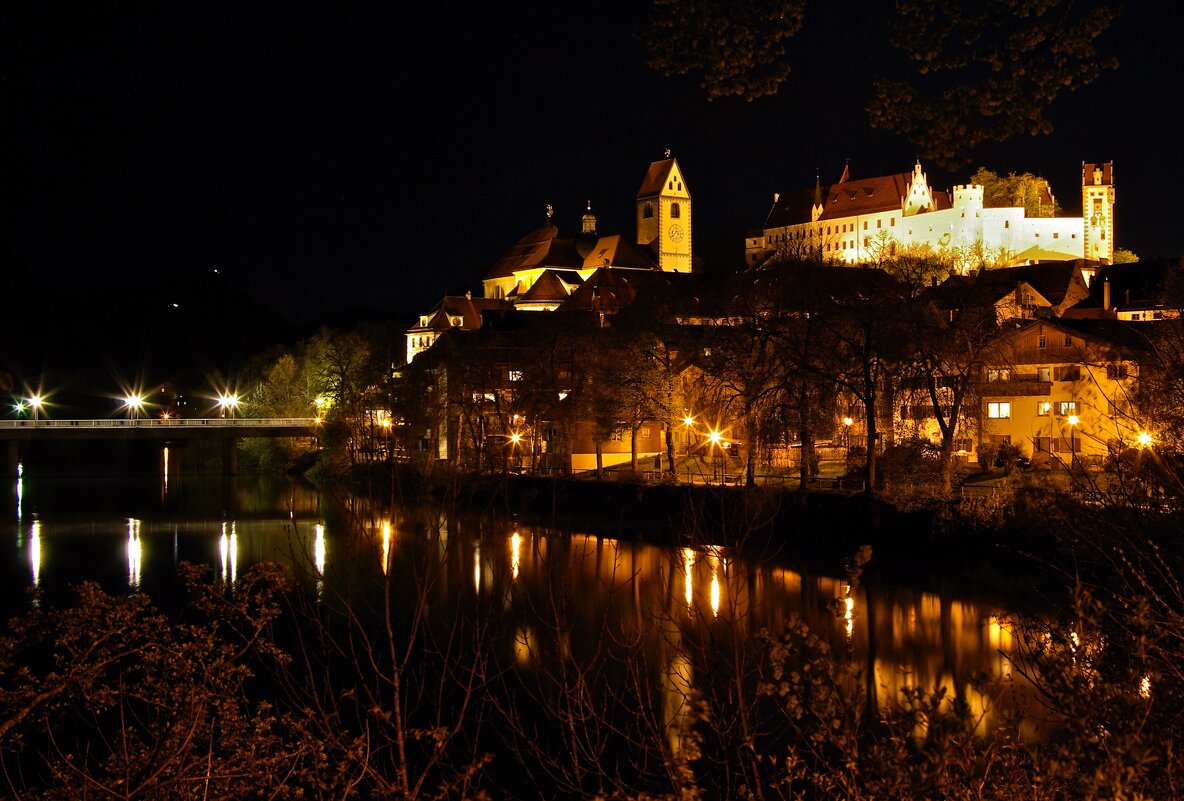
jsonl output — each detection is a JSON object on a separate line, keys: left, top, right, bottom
{"left": 1082, "top": 162, "right": 1115, "bottom": 263}
{"left": 636, "top": 153, "right": 692, "bottom": 273}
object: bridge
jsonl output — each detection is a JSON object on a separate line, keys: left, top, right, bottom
{"left": 1, "top": 418, "right": 319, "bottom": 475}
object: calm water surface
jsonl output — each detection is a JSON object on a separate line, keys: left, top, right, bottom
{"left": 2, "top": 460, "right": 1045, "bottom": 738}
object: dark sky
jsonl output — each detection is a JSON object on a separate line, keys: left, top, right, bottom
{"left": 10, "top": 3, "right": 1183, "bottom": 328}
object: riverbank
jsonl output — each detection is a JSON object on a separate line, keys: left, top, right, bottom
{"left": 335, "top": 462, "right": 1071, "bottom": 606}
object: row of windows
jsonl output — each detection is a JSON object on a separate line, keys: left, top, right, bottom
{"left": 988, "top": 400, "right": 1078, "bottom": 419}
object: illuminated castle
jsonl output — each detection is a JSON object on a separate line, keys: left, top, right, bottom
{"left": 746, "top": 161, "right": 1115, "bottom": 271}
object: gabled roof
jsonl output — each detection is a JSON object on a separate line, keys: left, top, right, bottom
{"left": 637, "top": 158, "right": 679, "bottom": 198}
{"left": 517, "top": 269, "right": 582, "bottom": 304}
{"left": 973, "top": 261, "right": 1087, "bottom": 307}
{"left": 763, "top": 171, "right": 951, "bottom": 228}
{"left": 485, "top": 223, "right": 585, "bottom": 280}
{"left": 582, "top": 235, "right": 657, "bottom": 270}
{"left": 408, "top": 295, "right": 512, "bottom": 333}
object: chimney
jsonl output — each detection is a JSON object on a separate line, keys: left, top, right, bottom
{"left": 1102, "top": 278, "right": 1110, "bottom": 311}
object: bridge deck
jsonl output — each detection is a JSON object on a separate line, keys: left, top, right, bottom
{"left": 0, "top": 418, "right": 318, "bottom": 440}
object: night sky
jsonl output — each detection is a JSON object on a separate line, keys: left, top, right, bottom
{"left": 10, "top": 3, "right": 1184, "bottom": 329}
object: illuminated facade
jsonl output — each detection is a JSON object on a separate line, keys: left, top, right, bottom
{"left": 481, "top": 156, "right": 694, "bottom": 302}
{"left": 976, "top": 319, "right": 1144, "bottom": 463}
{"left": 747, "top": 161, "right": 1115, "bottom": 270}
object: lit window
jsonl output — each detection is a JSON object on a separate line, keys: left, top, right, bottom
{"left": 1056, "top": 401, "right": 1078, "bottom": 416}
{"left": 508, "top": 370, "right": 523, "bottom": 382}
{"left": 1037, "top": 402, "right": 1051, "bottom": 416}
{"left": 988, "top": 402, "right": 1011, "bottom": 419}
{"left": 1038, "top": 367, "right": 1050, "bottom": 382}
{"left": 988, "top": 368, "right": 1010, "bottom": 382}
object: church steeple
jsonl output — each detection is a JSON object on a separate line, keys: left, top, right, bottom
{"left": 636, "top": 153, "right": 692, "bottom": 273}
{"left": 580, "top": 200, "right": 597, "bottom": 235}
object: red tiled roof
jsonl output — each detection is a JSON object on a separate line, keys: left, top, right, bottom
{"left": 764, "top": 170, "right": 950, "bottom": 228}
{"left": 637, "top": 158, "right": 678, "bottom": 198}
{"left": 484, "top": 224, "right": 585, "bottom": 280}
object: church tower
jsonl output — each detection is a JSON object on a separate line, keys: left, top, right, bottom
{"left": 1082, "top": 162, "right": 1115, "bottom": 263}
{"left": 636, "top": 154, "right": 692, "bottom": 273}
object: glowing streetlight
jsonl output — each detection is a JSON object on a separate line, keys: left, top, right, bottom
{"left": 123, "top": 394, "right": 145, "bottom": 417}
{"left": 683, "top": 414, "right": 694, "bottom": 428}
{"left": 12, "top": 400, "right": 27, "bottom": 416}
{"left": 510, "top": 432, "right": 522, "bottom": 446}
{"left": 28, "top": 395, "right": 43, "bottom": 411}
{"left": 708, "top": 429, "right": 722, "bottom": 445}
{"left": 1137, "top": 431, "right": 1152, "bottom": 447}
{"left": 1066, "top": 414, "right": 1079, "bottom": 468}
{"left": 217, "top": 393, "right": 239, "bottom": 418}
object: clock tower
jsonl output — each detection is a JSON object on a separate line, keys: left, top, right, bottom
{"left": 636, "top": 154, "right": 692, "bottom": 273}
{"left": 1082, "top": 161, "right": 1115, "bottom": 264}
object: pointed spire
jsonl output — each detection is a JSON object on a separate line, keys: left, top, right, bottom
{"left": 813, "top": 169, "right": 822, "bottom": 207}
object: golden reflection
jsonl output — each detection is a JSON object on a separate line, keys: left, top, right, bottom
{"left": 1140, "top": 674, "right": 1152, "bottom": 699}
{"left": 682, "top": 548, "right": 695, "bottom": 609}
{"left": 710, "top": 570, "right": 720, "bottom": 619}
{"left": 30, "top": 520, "right": 41, "bottom": 588}
{"left": 161, "top": 446, "right": 169, "bottom": 498}
{"left": 220, "top": 522, "right": 238, "bottom": 585}
{"left": 127, "top": 518, "right": 142, "bottom": 592}
{"left": 314, "top": 523, "right": 326, "bottom": 575}
{"left": 381, "top": 521, "right": 392, "bottom": 575}
{"left": 15, "top": 464, "right": 23, "bottom": 521}
{"left": 511, "top": 531, "right": 521, "bottom": 580}
{"left": 474, "top": 544, "right": 481, "bottom": 592}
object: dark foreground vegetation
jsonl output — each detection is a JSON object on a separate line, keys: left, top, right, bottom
{"left": 2, "top": 472, "right": 1182, "bottom": 800}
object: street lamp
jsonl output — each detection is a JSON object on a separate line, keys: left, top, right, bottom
{"left": 842, "top": 416, "right": 854, "bottom": 448}
{"left": 1066, "top": 414, "right": 1079, "bottom": 469}
{"left": 217, "top": 393, "right": 239, "bottom": 418}
{"left": 123, "top": 394, "right": 145, "bottom": 418}
{"left": 1137, "top": 431, "right": 1152, "bottom": 448}
{"left": 708, "top": 429, "right": 724, "bottom": 484}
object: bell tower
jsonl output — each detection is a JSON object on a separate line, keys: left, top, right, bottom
{"left": 636, "top": 152, "right": 692, "bottom": 273}
{"left": 1082, "top": 162, "right": 1115, "bottom": 263}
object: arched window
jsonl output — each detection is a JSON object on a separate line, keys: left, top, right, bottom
{"left": 643, "top": 202, "right": 653, "bottom": 219}
{"left": 670, "top": 202, "right": 681, "bottom": 219}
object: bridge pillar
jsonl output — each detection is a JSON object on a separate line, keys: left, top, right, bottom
{"left": 5, "top": 442, "right": 18, "bottom": 478}
{"left": 222, "top": 437, "right": 239, "bottom": 475}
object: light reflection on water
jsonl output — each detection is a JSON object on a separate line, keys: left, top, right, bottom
{"left": 2, "top": 467, "right": 1041, "bottom": 738}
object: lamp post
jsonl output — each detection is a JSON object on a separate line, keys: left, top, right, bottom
{"left": 708, "top": 429, "right": 723, "bottom": 485}
{"left": 217, "top": 393, "right": 239, "bottom": 419}
{"left": 123, "top": 394, "right": 145, "bottom": 419}
{"left": 1137, "top": 431, "right": 1152, "bottom": 448}
{"left": 842, "top": 416, "right": 854, "bottom": 448}
{"left": 1067, "top": 414, "right": 1079, "bottom": 470}
{"left": 27, "top": 395, "right": 44, "bottom": 420}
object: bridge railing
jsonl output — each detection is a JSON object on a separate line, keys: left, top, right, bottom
{"left": 0, "top": 418, "right": 317, "bottom": 430}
